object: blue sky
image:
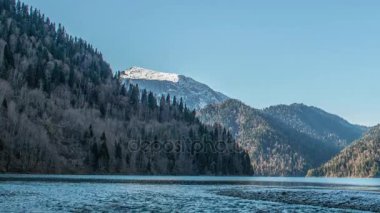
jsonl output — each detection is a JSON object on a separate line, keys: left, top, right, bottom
{"left": 22, "top": 0, "right": 380, "bottom": 126}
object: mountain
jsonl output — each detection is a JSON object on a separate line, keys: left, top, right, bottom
{"left": 307, "top": 125, "right": 380, "bottom": 178}
{"left": 117, "top": 71, "right": 368, "bottom": 176}
{"left": 120, "top": 66, "right": 229, "bottom": 109}
{"left": 0, "top": 0, "right": 252, "bottom": 175}
{"left": 264, "top": 103, "right": 367, "bottom": 149}
{"left": 198, "top": 99, "right": 340, "bottom": 176}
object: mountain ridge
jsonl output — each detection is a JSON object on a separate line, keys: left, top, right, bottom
{"left": 198, "top": 99, "right": 343, "bottom": 176}
{"left": 264, "top": 103, "right": 367, "bottom": 149}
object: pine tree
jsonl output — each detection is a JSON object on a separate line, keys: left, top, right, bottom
{"left": 100, "top": 132, "right": 106, "bottom": 141}
{"left": 26, "top": 65, "right": 37, "bottom": 88}
{"left": 120, "top": 84, "right": 127, "bottom": 96}
{"left": 100, "top": 141, "right": 109, "bottom": 160}
{"left": 2, "top": 98, "right": 7, "bottom": 109}
{"left": 159, "top": 95, "right": 166, "bottom": 122}
{"left": 0, "top": 138, "right": 3, "bottom": 151}
{"left": 179, "top": 98, "right": 184, "bottom": 112}
{"left": 129, "top": 84, "right": 140, "bottom": 110}
{"left": 68, "top": 66, "right": 75, "bottom": 88}
{"left": 3, "top": 44, "right": 14, "bottom": 72}
{"left": 148, "top": 92, "right": 156, "bottom": 111}
{"left": 166, "top": 94, "right": 171, "bottom": 105}
{"left": 99, "top": 133, "right": 109, "bottom": 160}
{"left": 99, "top": 104, "right": 106, "bottom": 118}
{"left": 96, "top": 132, "right": 110, "bottom": 171}
{"left": 115, "top": 142, "right": 122, "bottom": 159}
{"left": 141, "top": 89, "right": 148, "bottom": 106}
{"left": 89, "top": 125, "right": 94, "bottom": 137}
{"left": 91, "top": 143, "right": 99, "bottom": 170}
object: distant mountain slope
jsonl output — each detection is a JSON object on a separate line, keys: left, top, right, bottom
{"left": 264, "top": 104, "right": 367, "bottom": 149}
{"left": 120, "top": 67, "right": 229, "bottom": 109}
{"left": 198, "top": 99, "right": 339, "bottom": 176}
{"left": 307, "top": 125, "right": 380, "bottom": 178}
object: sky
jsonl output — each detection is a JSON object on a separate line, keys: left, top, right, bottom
{"left": 22, "top": 0, "right": 380, "bottom": 126}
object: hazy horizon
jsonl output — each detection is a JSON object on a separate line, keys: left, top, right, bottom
{"left": 22, "top": 0, "right": 380, "bottom": 126}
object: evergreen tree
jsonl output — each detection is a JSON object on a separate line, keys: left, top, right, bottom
{"left": 159, "top": 95, "right": 166, "bottom": 122}
{"left": 115, "top": 142, "right": 122, "bottom": 159}
{"left": 166, "top": 94, "right": 171, "bottom": 105}
{"left": 26, "top": 65, "right": 37, "bottom": 88}
{"left": 141, "top": 89, "right": 148, "bottom": 106}
{"left": 97, "top": 132, "right": 110, "bottom": 171}
{"left": 91, "top": 143, "right": 99, "bottom": 170}
{"left": 129, "top": 84, "right": 140, "bottom": 110}
{"left": 100, "top": 132, "right": 106, "bottom": 141}
{"left": 3, "top": 44, "right": 14, "bottom": 69}
{"left": 99, "top": 104, "right": 106, "bottom": 118}
{"left": 120, "top": 84, "right": 127, "bottom": 96}
{"left": 99, "top": 141, "right": 109, "bottom": 160}
{"left": 2, "top": 98, "right": 7, "bottom": 109}
{"left": 89, "top": 125, "right": 94, "bottom": 137}
{"left": 0, "top": 138, "right": 3, "bottom": 151}
{"left": 68, "top": 66, "right": 75, "bottom": 88}
{"left": 179, "top": 98, "right": 184, "bottom": 112}
{"left": 147, "top": 92, "right": 156, "bottom": 111}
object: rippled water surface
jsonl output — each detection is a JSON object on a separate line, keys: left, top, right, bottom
{"left": 0, "top": 175, "right": 379, "bottom": 212}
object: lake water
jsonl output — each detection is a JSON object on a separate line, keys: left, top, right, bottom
{"left": 0, "top": 175, "right": 379, "bottom": 212}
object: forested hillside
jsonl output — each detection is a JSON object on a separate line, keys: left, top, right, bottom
{"left": 307, "top": 125, "right": 380, "bottom": 178}
{"left": 0, "top": 0, "right": 252, "bottom": 175}
{"left": 264, "top": 104, "right": 367, "bottom": 149}
{"left": 198, "top": 99, "right": 339, "bottom": 176}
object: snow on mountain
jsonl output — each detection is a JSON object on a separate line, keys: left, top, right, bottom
{"left": 121, "top": 66, "right": 179, "bottom": 83}
{"left": 120, "top": 67, "right": 229, "bottom": 109}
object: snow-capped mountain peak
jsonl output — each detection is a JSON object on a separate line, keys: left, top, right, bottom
{"left": 121, "top": 66, "right": 179, "bottom": 83}
{"left": 120, "top": 66, "right": 229, "bottom": 109}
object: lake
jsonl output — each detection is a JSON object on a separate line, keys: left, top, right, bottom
{"left": 0, "top": 175, "right": 379, "bottom": 212}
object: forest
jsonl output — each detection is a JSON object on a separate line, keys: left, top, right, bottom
{"left": 0, "top": 0, "right": 252, "bottom": 175}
